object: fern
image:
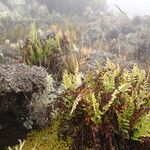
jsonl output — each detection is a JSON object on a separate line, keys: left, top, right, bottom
{"left": 133, "top": 112, "right": 150, "bottom": 140}
{"left": 102, "top": 62, "right": 120, "bottom": 92}
{"left": 62, "top": 70, "right": 73, "bottom": 90}
{"left": 89, "top": 92, "right": 102, "bottom": 124}
{"left": 63, "top": 52, "right": 80, "bottom": 74}
{"left": 23, "top": 23, "right": 64, "bottom": 67}
{"left": 102, "top": 71, "right": 116, "bottom": 92}
{"left": 58, "top": 60, "right": 150, "bottom": 149}
{"left": 102, "top": 83, "right": 131, "bottom": 115}
{"left": 29, "top": 22, "right": 38, "bottom": 45}
{"left": 117, "top": 94, "right": 135, "bottom": 136}
{"left": 70, "top": 88, "right": 88, "bottom": 115}
{"left": 62, "top": 69, "right": 82, "bottom": 91}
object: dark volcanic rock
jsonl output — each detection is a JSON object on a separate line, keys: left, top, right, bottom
{"left": 0, "top": 56, "right": 51, "bottom": 148}
{"left": 0, "top": 64, "right": 48, "bottom": 131}
{"left": 0, "top": 64, "right": 47, "bottom": 93}
{"left": 0, "top": 44, "right": 23, "bottom": 65}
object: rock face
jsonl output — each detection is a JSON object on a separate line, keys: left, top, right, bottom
{"left": 0, "top": 41, "right": 52, "bottom": 147}
{"left": 0, "top": 64, "right": 49, "bottom": 130}
{"left": 0, "top": 45, "right": 23, "bottom": 65}
{"left": 0, "top": 64, "right": 47, "bottom": 93}
{"left": 0, "top": 0, "right": 49, "bottom": 18}
{"left": 81, "top": 10, "right": 150, "bottom": 68}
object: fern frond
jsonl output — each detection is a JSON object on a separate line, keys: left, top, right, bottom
{"left": 62, "top": 70, "right": 73, "bottom": 90}
{"left": 62, "top": 70, "right": 82, "bottom": 91}
{"left": 133, "top": 112, "right": 150, "bottom": 140}
{"left": 70, "top": 89, "right": 88, "bottom": 115}
{"left": 91, "top": 93, "right": 102, "bottom": 124}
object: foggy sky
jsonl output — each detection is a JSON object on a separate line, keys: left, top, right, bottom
{"left": 108, "top": 0, "right": 150, "bottom": 17}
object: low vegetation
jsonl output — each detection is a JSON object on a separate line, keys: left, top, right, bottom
{"left": 9, "top": 60, "right": 150, "bottom": 150}
{"left": 7, "top": 121, "right": 70, "bottom": 150}
{"left": 1, "top": 1, "right": 150, "bottom": 149}
{"left": 52, "top": 60, "right": 150, "bottom": 150}
{"left": 21, "top": 23, "right": 76, "bottom": 80}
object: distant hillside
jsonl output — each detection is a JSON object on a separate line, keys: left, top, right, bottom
{"left": 37, "top": 0, "right": 107, "bottom": 15}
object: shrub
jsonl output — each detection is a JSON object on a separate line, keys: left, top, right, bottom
{"left": 54, "top": 60, "right": 150, "bottom": 150}
{"left": 22, "top": 23, "right": 73, "bottom": 80}
{"left": 22, "top": 23, "right": 61, "bottom": 66}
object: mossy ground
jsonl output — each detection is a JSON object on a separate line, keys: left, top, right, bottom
{"left": 22, "top": 120, "right": 70, "bottom": 150}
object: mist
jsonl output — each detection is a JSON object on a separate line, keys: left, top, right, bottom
{"left": 0, "top": 1, "right": 150, "bottom": 149}
{"left": 108, "top": 0, "right": 150, "bottom": 17}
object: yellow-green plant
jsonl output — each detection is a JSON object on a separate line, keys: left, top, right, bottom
{"left": 133, "top": 112, "right": 150, "bottom": 140}
{"left": 62, "top": 69, "right": 82, "bottom": 91}
{"left": 22, "top": 23, "right": 61, "bottom": 66}
{"left": 57, "top": 60, "right": 150, "bottom": 149}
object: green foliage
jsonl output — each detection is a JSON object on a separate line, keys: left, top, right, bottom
{"left": 23, "top": 120, "right": 70, "bottom": 150}
{"left": 133, "top": 112, "right": 150, "bottom": 140}
{"left": 23, "top": 23, "right": 61, "bottom": 66}
{"left": 22, "top": 23, "right": 76, "bottom": 80}
{"left": 62, "top": 52, "right": 79, "bottom": 74}
{"left": 62, "top": 69, "right": 82, "bottom": 91}
{"left": 117, "top": 94, "right": 134, "bottom": 136}
{"left": 59, "top": 60, "right": 150, "bottom": 149}
{"left": 7, "top": 120, "right": 70, "bottom": 150}
{"left": 87, "top": 92, "right": 102, "bottom": 124}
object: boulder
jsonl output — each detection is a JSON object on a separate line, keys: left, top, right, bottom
{"left": 0, "top": 45, "right": 23, "bottom": 65}
{"left": 0, "top": 64, "right": 47, "bottom": 93}
{"left": 83, "top": 26, "right": 102, "bottom": 48}
{"left": 0, "top": 64, "right": 49, "bottom": 130}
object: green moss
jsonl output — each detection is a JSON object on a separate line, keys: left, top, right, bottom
{"left": 23, "top": 120, "right": 71, "bottom": 150}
